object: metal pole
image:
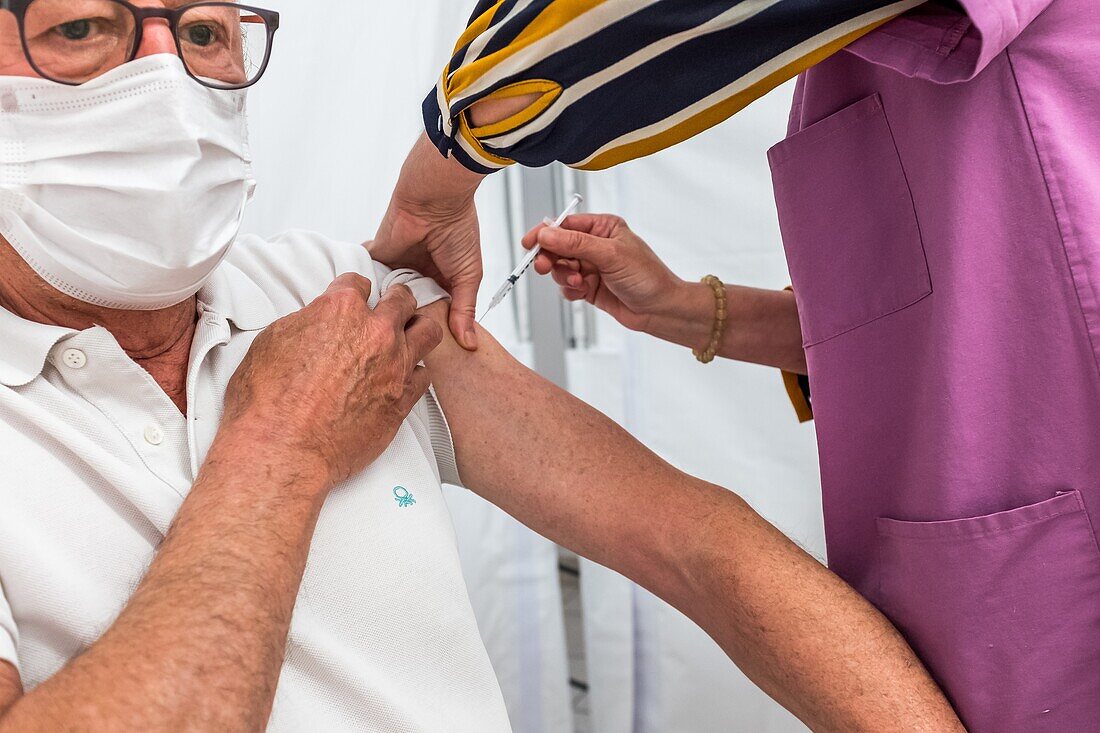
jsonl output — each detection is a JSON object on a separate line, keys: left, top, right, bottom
{"left": 518, "top": 166, "right": 569, "bottom": 390}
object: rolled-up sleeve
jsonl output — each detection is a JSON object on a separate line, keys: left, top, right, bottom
{"left": 426, "top": 0, "right": 923, "bottom": 173}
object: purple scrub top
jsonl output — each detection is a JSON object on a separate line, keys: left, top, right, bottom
{"left": 768, "top": 1, "right": 1099, "bottom": 729}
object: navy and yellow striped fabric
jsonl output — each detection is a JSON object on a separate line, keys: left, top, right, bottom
{"left": 425, "top": 0, "right": 923, "bottom": 174}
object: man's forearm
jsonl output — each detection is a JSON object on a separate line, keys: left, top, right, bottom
{"left": 392, "top": 133, "right": 485, "bottom": 211}
{"left": 647, "top": 283, "right": 807, "bottom": 374}
{"left": 0, "top": 429, "right": 327, "bottom": 732}
{"left": 423, "top": 306, "right": 959, "bottom": 732}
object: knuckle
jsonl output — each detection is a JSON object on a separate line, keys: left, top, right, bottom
{"left": 397, "top": 284, "right": 418, "bottom": 306}
{"left": 332, "top": 272, "right": 356, "bottom": 286}
{"left": 322, "top": 288, "right": 359, "bottom": 314}
{"left": 380, "top": 286, "right": 413, "bottom": 315}
{"left": 312, "top": 295, "right": 340, "bottom": 320}
{"left": 339, "top": 271, "right": 370, "bottom": 290}
{"left": 375, "top": 324, "right": 399, "bottom": 351}
{"left": 386, "top": 375, "right": 407, "bottom": 403}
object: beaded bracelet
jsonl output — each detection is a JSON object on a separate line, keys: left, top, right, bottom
{"left": 692, "top": 275, "right": 728, "bottom": 364}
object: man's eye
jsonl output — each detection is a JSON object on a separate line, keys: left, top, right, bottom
{"left": 58, "top": 20, "right": 93, "bottom": 41}
{"left": 187, "top": 24, "right": 216, "bottom": 47}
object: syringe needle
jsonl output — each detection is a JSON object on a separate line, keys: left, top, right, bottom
{"left": 477, "top": 194, "right": 584, "bottom": 323}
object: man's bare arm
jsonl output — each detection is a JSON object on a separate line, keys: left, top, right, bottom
{"left": 0, "top": 279, "right": 438, "bottom": 732}
{"left": 420, "top": 302, "right": 960, "bottom": 732}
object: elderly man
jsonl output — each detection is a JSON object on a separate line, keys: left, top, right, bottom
{"left": 0, "top": 2, "right": 961, "bottom": 731}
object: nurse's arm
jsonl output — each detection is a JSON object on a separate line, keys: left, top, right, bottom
{"left": 420, "top": 300, "right": 962, "bottom": 733}
{"left": 527, "top": 215, "right": 808, "bottom": 375}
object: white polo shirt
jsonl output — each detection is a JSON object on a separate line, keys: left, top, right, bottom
{"left": 0, "top": 231, "right": 512, "bottom": 733}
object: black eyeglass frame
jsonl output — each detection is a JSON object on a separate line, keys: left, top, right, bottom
{"left": 0, "top": 0, "right": 280, "bottom": 90}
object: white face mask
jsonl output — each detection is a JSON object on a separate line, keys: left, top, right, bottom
{"left": 0, "top": 54, "right": 256, "bottom": 310}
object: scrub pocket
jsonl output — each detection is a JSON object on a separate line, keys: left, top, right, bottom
{"left": 768, "top": 93, "right": 931, "bottom": 346}
{"left": 875, "top": 491, "right": 1100, "bottom": 733}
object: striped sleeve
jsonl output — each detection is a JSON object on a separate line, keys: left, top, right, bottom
{"left": 425, "top": 0, "right": 923, "bottom": 174}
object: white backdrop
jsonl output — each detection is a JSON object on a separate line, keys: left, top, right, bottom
{"left": 242, "top": 2, "right": 822, "bottom": 731}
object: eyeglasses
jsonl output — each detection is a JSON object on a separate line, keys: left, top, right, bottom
{"left": 0, "top": 0, "right": 279, "bottom": 90}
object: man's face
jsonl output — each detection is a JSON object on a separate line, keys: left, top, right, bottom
{"left": 0, "top": 1, "right": 249, "bottom": 85}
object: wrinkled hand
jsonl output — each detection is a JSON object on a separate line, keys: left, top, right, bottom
{"left": 221, "top": 274, "right": 443, "bottom": 491}
{"left": 371, "top": 134, "right": 486, "bottom": 351}
{"left": 523, "top": 214, "right": 685, "bottom": 333}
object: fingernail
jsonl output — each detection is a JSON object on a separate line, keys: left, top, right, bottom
{"left": 464, "top": 328, "right": 478, "bottom": 350}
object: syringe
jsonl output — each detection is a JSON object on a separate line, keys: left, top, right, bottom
{"left": 478, "top": 193, "right": 584, "bottom": 323}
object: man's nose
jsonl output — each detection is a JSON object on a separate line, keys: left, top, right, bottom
{"left": 134, "top": 19, "right": 178, "bottom": 59}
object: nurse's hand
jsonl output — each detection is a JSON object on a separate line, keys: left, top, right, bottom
{"left": 525, "top": 214, "right": 808, "bottom": 374}
{"left": 221, "top": 275, "right": 443, "bottom": 491}
{"left": 372, "top": 134, "right": 487, "bottom": 353}
{"left": 522, "top": 214, "right": 693, "bottom": 335}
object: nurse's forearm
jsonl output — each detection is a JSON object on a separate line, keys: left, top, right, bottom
{"left": 423, "top": 306, "right": 961, "bottom": 732}
{"left": 649, "top": 282, "right": 807, "bottom": 374}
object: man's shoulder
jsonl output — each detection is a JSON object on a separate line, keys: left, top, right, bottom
{"left": 223, "top": 230, "right": 378, "bottom": 314}
{"left": 211, "top": 231, "right": 449, "bottom": 323}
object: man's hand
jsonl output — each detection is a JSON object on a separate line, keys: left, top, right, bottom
{"left": 223, "top": 274, "right": 443, "bottom": 489}
{"left": 371, "top": 134, "right": 486, "bottom": 352}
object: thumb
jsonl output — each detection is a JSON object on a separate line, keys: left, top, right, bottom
{"left": 537, "top": 227, "right": 617, "bottom": 270}
{"left": 448, "top": 273, "right": 481, "bottom": 351}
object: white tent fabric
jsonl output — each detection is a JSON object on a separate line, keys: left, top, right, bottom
{"left": 574, "top": 87, "right": 824, "bottom": 733}
{"left": 241, "top": 3, "right": 571, "bottom": 732}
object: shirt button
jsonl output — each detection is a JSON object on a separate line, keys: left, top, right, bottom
{"left": 61, "top": 348, "right": 87, "bottom": 369}
{"left": 143, "top": 425, "right": 165, "bottom": 446}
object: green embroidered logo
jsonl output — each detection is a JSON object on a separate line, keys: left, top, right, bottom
{"left": 393, "top": 486, "right": 416, "bottom": 508}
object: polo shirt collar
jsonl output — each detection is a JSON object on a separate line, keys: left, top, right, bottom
{"left": 197, "top": 260, "right": 279, "bottom": 333}
{"left": 0, "top": 306, "right": 78, "bottom": 388}
{"left": 0, "top": 260, "right": 279, "bottom": 388}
